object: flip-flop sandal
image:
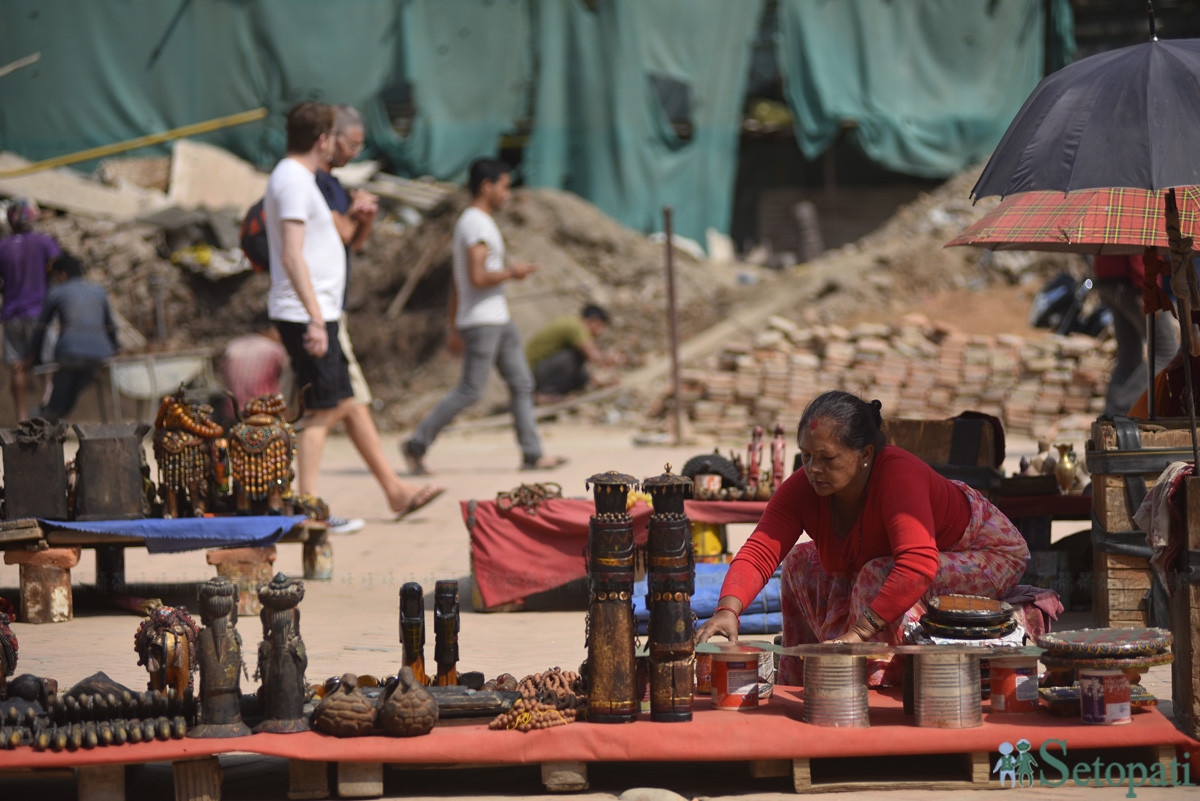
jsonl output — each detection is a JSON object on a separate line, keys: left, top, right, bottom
{"left": 395, "top": 485, "right": 446, "bottom": 521}
{"left": 520, "top": 455, "right": 569, "bottom": 471}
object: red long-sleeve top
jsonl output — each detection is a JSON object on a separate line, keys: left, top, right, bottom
{"left": 721, "top": 445, "right": 971, "bottom": 624}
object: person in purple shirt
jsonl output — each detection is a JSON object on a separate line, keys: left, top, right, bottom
{"left": 0, "top": 199, "right": 60, "bottom": 421}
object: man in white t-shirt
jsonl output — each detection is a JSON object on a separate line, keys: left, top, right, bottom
{"left": 266, "top": 102, "right": 443, "bottom": 519}
{"left": 401, "top": 159, "right": 566, "bottom": 473}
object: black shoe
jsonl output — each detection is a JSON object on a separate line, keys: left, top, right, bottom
{"left": 401, "top": 439, "right": 430, "bottom": 475}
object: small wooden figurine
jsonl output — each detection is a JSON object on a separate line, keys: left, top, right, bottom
{"left": 379, "top": 666, "right": 438, "bottom": 736}
{"left": 254, "top": 573, "right": 309, "bottom": 733}
{"left": 188, "top": 578, "right": 251, "bottom": 738}
{"left": 311, "top": 673, "right": 377, "bottom": 737}
{"left": 747, "top": 425, "right": 764, "bottom": 495}
{"left": 133, "top": 605, "right": 199, "bottom": 698}
{"left": 771, "top": 422, "right": 787, "bottom": 492}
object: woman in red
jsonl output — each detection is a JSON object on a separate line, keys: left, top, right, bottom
{"left": 696, "top": 391, "right": 1029, "bottom": 686}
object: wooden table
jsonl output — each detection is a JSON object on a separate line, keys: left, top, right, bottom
{"left": 0, "top": 516, "right": 328, "bottom": 621}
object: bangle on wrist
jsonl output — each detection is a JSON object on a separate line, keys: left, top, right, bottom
{"left": 863, "top": 607, "right": 885, "bottom": 633}
{"left": 714, "top": 605, "right": 741, "bottom": 626}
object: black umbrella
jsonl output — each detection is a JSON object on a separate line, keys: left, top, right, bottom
{"left": 972, "top": 37, "right": 1200, "bottom": 198}
{"left": 970, "top": 10, "right": 1200, "bottom": 465}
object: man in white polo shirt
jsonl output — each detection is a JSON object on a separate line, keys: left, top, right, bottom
{"left": 266, "top": 102, "right": 442, "bottom": 520}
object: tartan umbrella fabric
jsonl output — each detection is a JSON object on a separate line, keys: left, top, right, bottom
{"left": 946, "top": 186, "right": 1200, "bottom": 255}
{"left": 971, "top": 38, "right": 1200, "bottom": 199}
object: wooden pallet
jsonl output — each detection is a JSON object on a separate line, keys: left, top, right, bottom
{"left": 752, "top": 741, "right": 1179, "bottom": 794}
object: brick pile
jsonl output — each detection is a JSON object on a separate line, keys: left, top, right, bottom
{"left": 676, "top": 314, "right": 1114, "bottom": 442}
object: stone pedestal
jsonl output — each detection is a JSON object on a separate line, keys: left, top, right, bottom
{"left": 4, "top": 547, "right": 81, "bottom": 623}
{"left": 302, "top": 527, "right": 333, "bottom": 581}
{"left": 205, "top": 546, "right": 276, "bottom": 616}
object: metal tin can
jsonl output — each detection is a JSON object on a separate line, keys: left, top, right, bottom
{"left": 990, "top": 655, "right": 1039, "bottom": 714}
{"left": 711, "top": 649, "right": 760, "bottom": 710}
{"left": 1080, "top": 668, "right": 1131, "bottom": 725}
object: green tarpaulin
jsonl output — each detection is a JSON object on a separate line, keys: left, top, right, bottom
{"left": 777, "top": 0, "right": 1075, "bottom": 178}
{"left": 1, "top": 0, "right": 1073, "bottom": 245}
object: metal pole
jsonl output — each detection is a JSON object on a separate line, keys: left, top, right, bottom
{"left": 663, "top": 206, "right": 684, "bottom": 446}
{"left": 0, "top": 106, "right": 268, "bottom": 179}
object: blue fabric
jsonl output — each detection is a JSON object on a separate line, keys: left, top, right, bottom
{"left": 38, "top": 515, "right": 308, "bottom": 554}
{"left": 633, "top": 562, "right": 783, "bottom": 635}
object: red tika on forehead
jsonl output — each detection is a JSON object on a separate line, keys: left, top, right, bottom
{"left": 810, "top": 420, "right": 819, "bottom": 431}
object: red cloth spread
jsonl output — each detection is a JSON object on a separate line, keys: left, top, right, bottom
{"left": 464, "top": 498, "right": 767, "bottom": 608}
{"left": 721, "top": 446, "right": 970, "bottom": 622}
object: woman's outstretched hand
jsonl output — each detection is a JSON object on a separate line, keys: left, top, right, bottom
{"left": 695, "top": 607, "right": 740, "bottom": 645}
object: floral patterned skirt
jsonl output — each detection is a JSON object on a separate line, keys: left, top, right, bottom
{"left": 778, "top": 481, "right": 1029, "bottom": 687}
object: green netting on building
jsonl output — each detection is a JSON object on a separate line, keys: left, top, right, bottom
{"left": 1, "top": 0, "right": 1074, "bottom": 245}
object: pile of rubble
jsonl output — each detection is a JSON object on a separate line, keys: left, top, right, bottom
{"left": 3, "top": 139, "right": 1109, "bottom": 445}
{"left": 675, "top": 314, "right": 1113, "bottom": 443}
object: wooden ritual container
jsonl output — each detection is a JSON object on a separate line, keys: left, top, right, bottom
{"left": 881, "top": 416, "right": 1000, "bottom": 492}
{"left": 72, "top": 422, "right": 151, "bottom": 520}
{"left": 1087, "top": 418, "right": 1193, "bottom": 628}
{"left": 0, "top": 422, "right": 69, "bottom": 520}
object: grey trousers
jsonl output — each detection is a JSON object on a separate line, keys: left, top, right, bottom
{"left": 409, "top": 321, "right": 542, "bottom": 462}
{"left": 1096, "top": 280, "right": 1179, "bottom": 417}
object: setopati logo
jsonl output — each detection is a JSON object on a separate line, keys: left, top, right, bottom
{"left": 994, "top": 738, "right": 1193, "bottom": 797}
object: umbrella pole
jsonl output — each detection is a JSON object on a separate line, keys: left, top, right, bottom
{"left": 1165, "top": 188, "right": 1200, "bottom": 466}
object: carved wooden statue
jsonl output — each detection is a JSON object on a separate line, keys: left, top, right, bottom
{"left": 188, "top": 578, "right": 251, "bottom": 738}
{"left": 254, "top": 573, "right": 309, "bottom": 733}
{"left": 0, "top": 612, "right": 16, "bottom": 698}
{"left": 152, "top": 387, "right": 224, "bottom": 518}
{"left": 771, "top": 423, "right": 787, "bottom": 491}
{"left": 643, "top": 465, "right": 695, "bottom": 722}
{"left": 133, "top": 605, "right": 199, "bottom": 699}
{"left": 747, "top": 425, "right": 764, "bottom": 494}
{"left": 400, "top": 582, "right": 429, "bottom": 685}
{"left": 433, "top": 580, "right": 460, "bottom": 687}
{"left": 226, "top": 392, "right": 298, "bottom": 515}
{"left": 584, "top": 471, "right": 639, "bottom": 723}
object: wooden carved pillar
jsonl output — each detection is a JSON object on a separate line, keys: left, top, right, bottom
{"left": 585, "top": 471, "right": 639, "bottom": 723}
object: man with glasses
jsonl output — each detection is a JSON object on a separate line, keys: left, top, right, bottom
{"left": 265, "top": 102, "right": 443, "bottom": 525}
{"left": 314, "top": 104, "right": 382, "bottom": 533}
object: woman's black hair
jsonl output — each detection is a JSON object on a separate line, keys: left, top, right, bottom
{"left": 797, "top": 390, "right": 887, "bottom": 452}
